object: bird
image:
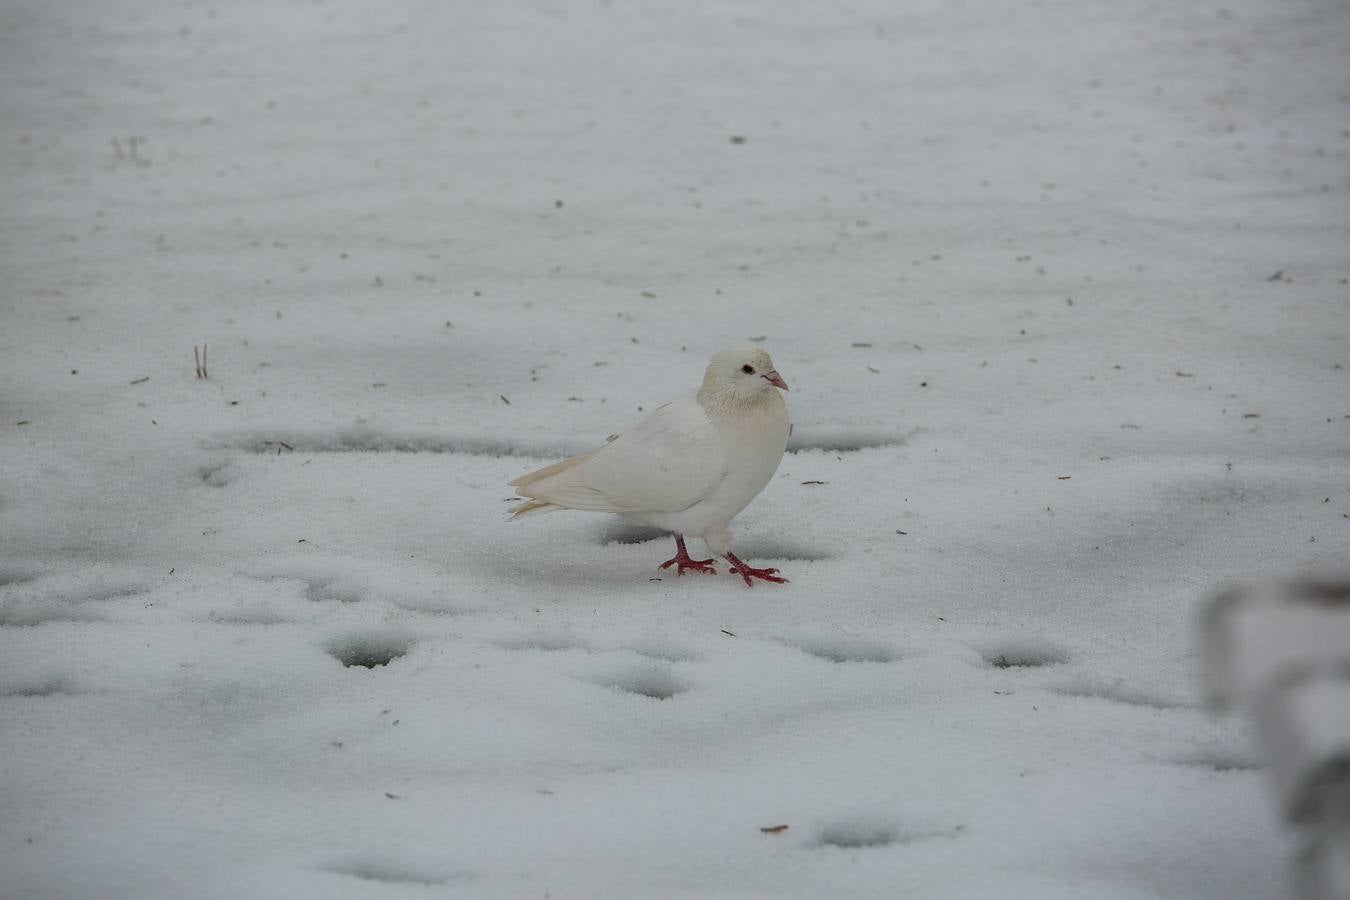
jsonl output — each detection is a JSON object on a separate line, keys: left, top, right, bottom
{"left": 509, "top": 344, "right": 792, "bottom": 586}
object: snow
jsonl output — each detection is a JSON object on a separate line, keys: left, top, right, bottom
{"left": 1, "top": 0, "right": 1347, "bottom": 897}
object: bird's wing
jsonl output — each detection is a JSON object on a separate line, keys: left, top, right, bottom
{"left": 579, "top": 392, "right": 726, "bottom": 513}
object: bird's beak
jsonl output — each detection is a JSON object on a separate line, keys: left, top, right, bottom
{"left": 763, "top": 371, "right": 789, "bottom": 391}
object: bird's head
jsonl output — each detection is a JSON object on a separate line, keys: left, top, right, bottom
{"left": 701, "top": 343, "right": 789, "bottom": 404}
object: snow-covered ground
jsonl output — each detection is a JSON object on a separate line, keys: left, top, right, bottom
{"left": 2, "top": 0, "right": 1347, "bottom": 897}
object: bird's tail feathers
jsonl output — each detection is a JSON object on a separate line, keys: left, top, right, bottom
{"left": 508, "top": 499, "right": 561, "bottom": 520}
{"left": 507, "top": 436, "right": 627, "bottom": 519}
{"left": 508, "top": 449, "right": 596, "bottom": 488}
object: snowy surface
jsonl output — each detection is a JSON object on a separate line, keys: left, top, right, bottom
{"left": 2, "top": 0, "right": 1348, "bottom": 897}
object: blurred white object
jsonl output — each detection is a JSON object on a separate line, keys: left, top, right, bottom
{"left": 1202, "top": 576, "right": 1350, "bottom": 900}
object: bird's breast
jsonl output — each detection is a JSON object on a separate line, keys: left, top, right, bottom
{"left": 710, "top": 403, "right": 789, "bottom": 507}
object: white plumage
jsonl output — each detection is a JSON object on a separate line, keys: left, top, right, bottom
{"left": 509, "top": 344, "right": 792, "bottom": 586}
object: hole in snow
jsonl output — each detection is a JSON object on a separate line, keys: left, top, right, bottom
{"left": 815, "top": 820, "right": 961, "bottom": 849}
{"left": 979, "top": 640, "right": 1070, "bottom": 669}
{"left": 816, "top": 821, "right": 898, "bottom": 848}
{"left": 326, "top": 633, "right": 413, "bottom": 669}
{"left": 788, "top": 637, "right": 902, "bottom": 664}
{"left": 322, "top": 857, "right": 455, "bottom": 886}
{"left": 589, "top": 665, "right": 688, "bottom": 700}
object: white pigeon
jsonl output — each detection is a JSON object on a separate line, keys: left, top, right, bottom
{"left": 509, "top": 344, "right": 792, "bottom": 586}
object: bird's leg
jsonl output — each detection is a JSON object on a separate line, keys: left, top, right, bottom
{"left": 723, "top": 552, "right": 788, "bottom": 587}
{"left": 658, "top": 535, "right": 717, "bottom": 576}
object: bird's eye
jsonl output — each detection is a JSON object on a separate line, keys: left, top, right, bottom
{"left": 742, "top": 364, "right": 755, "bottom": 374}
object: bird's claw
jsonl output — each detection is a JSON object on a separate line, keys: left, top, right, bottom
{"left": 723, "top": 555, "right": 789, "bottom": 587}
{"left": 658, "top": 555, "right": 718, "bottom": 576}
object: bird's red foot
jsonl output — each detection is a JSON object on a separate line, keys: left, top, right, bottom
{"left": 724, "top": 552, "right": 789, "bottom": 587}
{"left": 658, "top": 535, "right": 717, "bottom": 576}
